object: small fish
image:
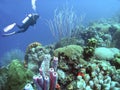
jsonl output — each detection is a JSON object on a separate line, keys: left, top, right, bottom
{"left": 3, "top": 23, "right": 16, "bottom": 32}
{"left": 77, "top": 72, "right": 84, "bottom": 77}
{"left": 55, "top": 83, "right": 61, "bottom": 90}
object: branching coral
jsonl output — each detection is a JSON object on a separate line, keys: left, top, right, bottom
{"left": 47, "top": 5, "right": 81, "bottom": 41}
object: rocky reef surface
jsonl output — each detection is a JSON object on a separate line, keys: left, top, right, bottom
{"left": 0, "top": 16, "right": 120, "bottom": 90}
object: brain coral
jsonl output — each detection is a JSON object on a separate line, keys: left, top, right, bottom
{"left": 54, "top": 45, "right": 83, "bottom": 60}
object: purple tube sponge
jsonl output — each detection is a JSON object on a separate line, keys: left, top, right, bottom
{"left": 37, "top": 75, "right": 44, "bottom": 89}
{"left": 24, "top": 83, "right": 34, "bottom": 90}
{"left": 49, "top": 68, "right": 54, "bottom": 89}
{"left": 49, "top": 68, "right": 54, "bottom": 78}
{"left": 33, "top": 75, "right": 42, "bottom": 90}
{"left": 40, "top": 54, "right": 51, "bottom": 75}
{"left": 44, "top": 76, "right": 50, "bottom": 90}
{"left": 50, "top": 72, "right": 58, "bottom": 90}
{"left": 39, "top": 67, "right": 45, "bottom": 78}
{"left": 52, "top": 56, "right": 58, "bottom": 71}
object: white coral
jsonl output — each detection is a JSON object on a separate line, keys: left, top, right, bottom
{"left": 94, "top": 47, "right": 119, "bottom": 60}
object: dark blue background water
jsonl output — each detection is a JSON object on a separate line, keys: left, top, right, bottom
{"left": 0, "top": 0, "right": 120, "bottom": 59}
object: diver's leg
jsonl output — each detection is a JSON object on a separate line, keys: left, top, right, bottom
{"left": 15, "top": 28, "right": 27, "bottom": 33}
{"left": 16, "top": 24, "right": 23, "bottom": 29}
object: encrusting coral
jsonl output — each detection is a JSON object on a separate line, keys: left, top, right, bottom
{"left": 26, "top": 42, "right": 42, "bottom": 52}
{"left": 24, "top": 42, "right": 49, "bottom": 73}
{"left": 83, "top": 38, "right": 97, "bottom": 60}
{"left": 53, "top": 45, "right": 87, "bottom": 89}
{"left": 111, "top": 53, "right": 120, "bottom": 69}
{"left": 54, "top": 45, "right": 83, "bottom": 60}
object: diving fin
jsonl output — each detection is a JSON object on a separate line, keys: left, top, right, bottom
{"left": 2, "top": 31, "right": 16, "bottom": 37}
{"left": 3, "top": 23, "right": 16, "bottom": 32}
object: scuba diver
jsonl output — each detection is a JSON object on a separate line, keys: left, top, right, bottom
{"left": 2, "top": 13, "right": 39, "bottom": 37}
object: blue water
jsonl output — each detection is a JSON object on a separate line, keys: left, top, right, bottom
{"left": 0, "top": 0, "right": 120, "bottom": 65}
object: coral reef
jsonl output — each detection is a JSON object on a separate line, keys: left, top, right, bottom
{"left": 26, "top": 42, "right": 42, "bottom": 52}
{"left": 6, "top": 59, "right": 33, "bottom": 90}
{"left": 24, "top": 42, "right": 50, "bottom": 73}
{"left": 94, "top": 47, "right": 119, "bottom": 61}
{"left": 66, "top": 60, "right": 120, "bottom": 90}
{"left": 71, "top": 21, "right": 120, "bottom": 48}
{"left": 89, "top": 23, "right": 111, "bottom": 33}
{"left": 83, "top": 38, "right": 97, "bottom": 60}
{"left": 55, "top": 37, "right": 82, "bottom": 49}
{"left": 111, "top": 53, "right": 120, "bottom": 69}
{"left": 0, "top": 59, "right": 33, "bottom": 90}
{"left": 52, "top": 38, "right": 120, "bottom": 90}
{"left": 53, "top": 45, "right": 87, "bottom": 89}
{"left": 112, "top": 25, "right": 120, "bottom": 49}
{"left": 24, "top": 55, "right": 60, "bottom": 90}
{"left": 0, "top": 67, "right": 8, "bottom": 90}
{"left": 54, "top": 45, "right": 83, "bottom": 60}
{"left": 2, "top": 14, "right": 120, "bottom": 90}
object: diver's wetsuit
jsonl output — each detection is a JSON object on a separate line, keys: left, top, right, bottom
{"left": 2, "top": 13, "right": 39, "bottom": 36}
{"left": 16, "top": 14, "right": 38, "bottom": 33}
